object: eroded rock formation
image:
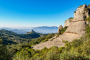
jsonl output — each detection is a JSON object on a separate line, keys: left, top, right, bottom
{"left": 33, "top": 4, "right": 90, "bottom": 50}
{"left": 58, "top": 25, "right": 63, "bottom": 33}
{"left": 61, "top": 4, "right": 89, "bottom": 41}
{"left": 64, "top": 18, "right": 73, "bottom": 28}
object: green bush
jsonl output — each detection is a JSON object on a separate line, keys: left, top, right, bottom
{"left": 60, "top": 51, "right": 89, "bottom": 60}
{"left": 58, "top": 47, "right": 65, "bottom": 53}
{"left": 74, "top": 11, "right": 76, "bottom": 13}
{"left": 71, "top": 39, "right": 83, "bottom": 48}
{"left": 60, "top": 26, "right": 67, "bottom": 34}
{"left": 62, "top": 40, "right": 68, "bottom": 43}
{"left": 85, "top": 25, "right": 90, "bottom": 33}
{"left": 85, "top": 16, "right": 90, "bottom": 22}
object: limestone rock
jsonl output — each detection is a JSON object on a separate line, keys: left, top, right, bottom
{"left": 74, "top": 4, "right": 89, "bottom": 21}
{"left": 64, "top": 19, "right": 73, "bottom": 28}
{"left": 61, "top": 21, "right": 86, "bottom": 41}
{"left": 33, "top": 4, "right": 90, "bottom": 50}
{"left": 62, "top": 4, "right": 88, "bottom": 41}
{"left": 58, "top": 25, "right": 63, "bottom": 33}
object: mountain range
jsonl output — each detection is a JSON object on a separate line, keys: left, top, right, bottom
{"left": 0, "top": 26, "right": 58, "bottom": 34}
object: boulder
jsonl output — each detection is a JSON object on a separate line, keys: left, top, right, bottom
{"left": 58, "top": 25, "right": 63, "bottom": 33}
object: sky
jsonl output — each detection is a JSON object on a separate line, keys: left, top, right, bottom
{"left": 0, "top": 0, "right": 90, "bottom": 28}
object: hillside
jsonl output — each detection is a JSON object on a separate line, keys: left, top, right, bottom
{"left": 0, "top": 29, "right": 47, "bottom": 45}
{"left": 33, "top": 4, "right": 90, "bottom": 50}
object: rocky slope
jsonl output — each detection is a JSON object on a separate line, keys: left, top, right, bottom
{"left": 33, "top": 4, "right": 90, "bottom": 50}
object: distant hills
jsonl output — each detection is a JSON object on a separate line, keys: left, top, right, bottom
{"left": 0, "top": 28, "right": 28, "bottom": 34}
{"left": 33, "top": 26, "right": 58, "bottom": 34}
{"left": 0, "top": 26, "right": 58, "bottom": 34}
{"left": 0, "top": 29, "right": 47, "bottom": 45}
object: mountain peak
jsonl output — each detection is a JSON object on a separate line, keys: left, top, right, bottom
{"left": 31, "top": 30, "right": 35, "bottom": 33}
{"left": 26, "top": 30, "right": 36, "bottom": 34}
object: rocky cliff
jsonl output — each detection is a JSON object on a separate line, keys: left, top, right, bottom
{"left": 33, "top": 4, "right": 90, "bottom": 50}
{"left": 61, "top": 4, "right": 89, "bottom": 41}
{"left": 64, "top": 18, "right": 73, "bottom": 27}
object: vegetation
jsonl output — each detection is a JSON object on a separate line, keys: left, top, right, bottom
{"left": 10, "top": 35, "right": 90, "bottom": 60}
{"left": 78, "top": 5, "right": 83, "bottom": 8}
{"left": 60, "top": 26, "right": 67, "bottom": 34}
{"left": 85, "top": 16, "right": 90, "bottom": 22}
{"left": 0, "top": 38, "right": 11, "bottom": 60}
{"left": 62, "top": 40, "right": 68, "bottom": 43}
{"left": 68, "top": 17, "right": 73, "bottom": 22}
{"left": 28, "top": 33, "right": 55, "bottom": 46}
{"left": 74, "top": 11, "right": 76, "bottom": 13}
{"left": 0, "top": 29, "right": 47, "bottom": 45}
{"left": 3, "top": 24, "right": 90, "bottom": 60}
{"left": 2, "top": 20, "right": 90, "bottom": 60}
{"left": 88, "top": 4, "right": 90, "bottom": 8}
{"left": 57, "top": 26, "right": 67, "bottom": 38}
{"left": 69, "top": 17, "right": 73, "bottom": 19}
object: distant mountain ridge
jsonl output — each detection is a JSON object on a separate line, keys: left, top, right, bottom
{"left": 0, "top": 26, "right": 58, "bottom": 34}
{"left": 33, "top": 26, "right": 58, "bottom": 34}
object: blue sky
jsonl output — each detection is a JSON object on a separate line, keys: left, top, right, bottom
{"left": 0, "top": 0, "right": 90, "bottom": 28}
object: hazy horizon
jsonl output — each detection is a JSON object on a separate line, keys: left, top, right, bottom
{"left": 0, "top": 26, "right": 58, "bottom": 29}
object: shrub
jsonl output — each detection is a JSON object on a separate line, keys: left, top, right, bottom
{"left": 62, "top": 40, "right": 68, "bottom": 43}
{"left": 71, "top": 39, "right": 83, "bottom": 48}
{"left": 60, "top": 51, "right": 89, "bottom": 60}
{"left": 85, "top": 16, "right": 90, "bottom": 22}
{"left": 46, "top": 50, "right": 60, "bottom": 60}
{"left": 60, "top": 26, "right": 67, "bottom": 34}
{"left": 74, "top": 11, "right": 76, "bottom": 13}
{"left": 78, "top": 5, "right": 83, "bottom": 8}
{"left": 85, "top": 25, "right": 90, "bottom": 33}
{"left": 58, "top": 47, "right": 65, "bottom": 53}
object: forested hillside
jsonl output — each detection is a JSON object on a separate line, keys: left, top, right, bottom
{"left": 0, "top": 29, "right": 47, "bottom": 45}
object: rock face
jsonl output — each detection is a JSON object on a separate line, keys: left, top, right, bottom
{"left": 74, "top": 4, "right": 89, "bottom": 21}
{"left": 61, "top": 4, "right": 89, "bottom": 41}
{"left": 58, "top": 25, "right": 63, "bottom": 33}
{"left": 33, "top": 4, "right": 90, "bottom": 50}
{"left": 64, "top": 19, "right": 73, "bottom": 28}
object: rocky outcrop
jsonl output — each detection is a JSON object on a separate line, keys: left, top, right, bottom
{"left": 33, "top": 4, "right": 90, "bottom": 50}
{"left": 74, "top": 4, "right": 89, "bottom": 21}
{"left": 26, "top": 30, "right": 36, "bottom": 34}
{"left": 61, "top": 4, "right": 89, "bottom": 41}
{"left": 64, "top": 19, "right": 73, "bottom": 28}
{"left": 58, "top": 25, "right": 63, "bottom": 33}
